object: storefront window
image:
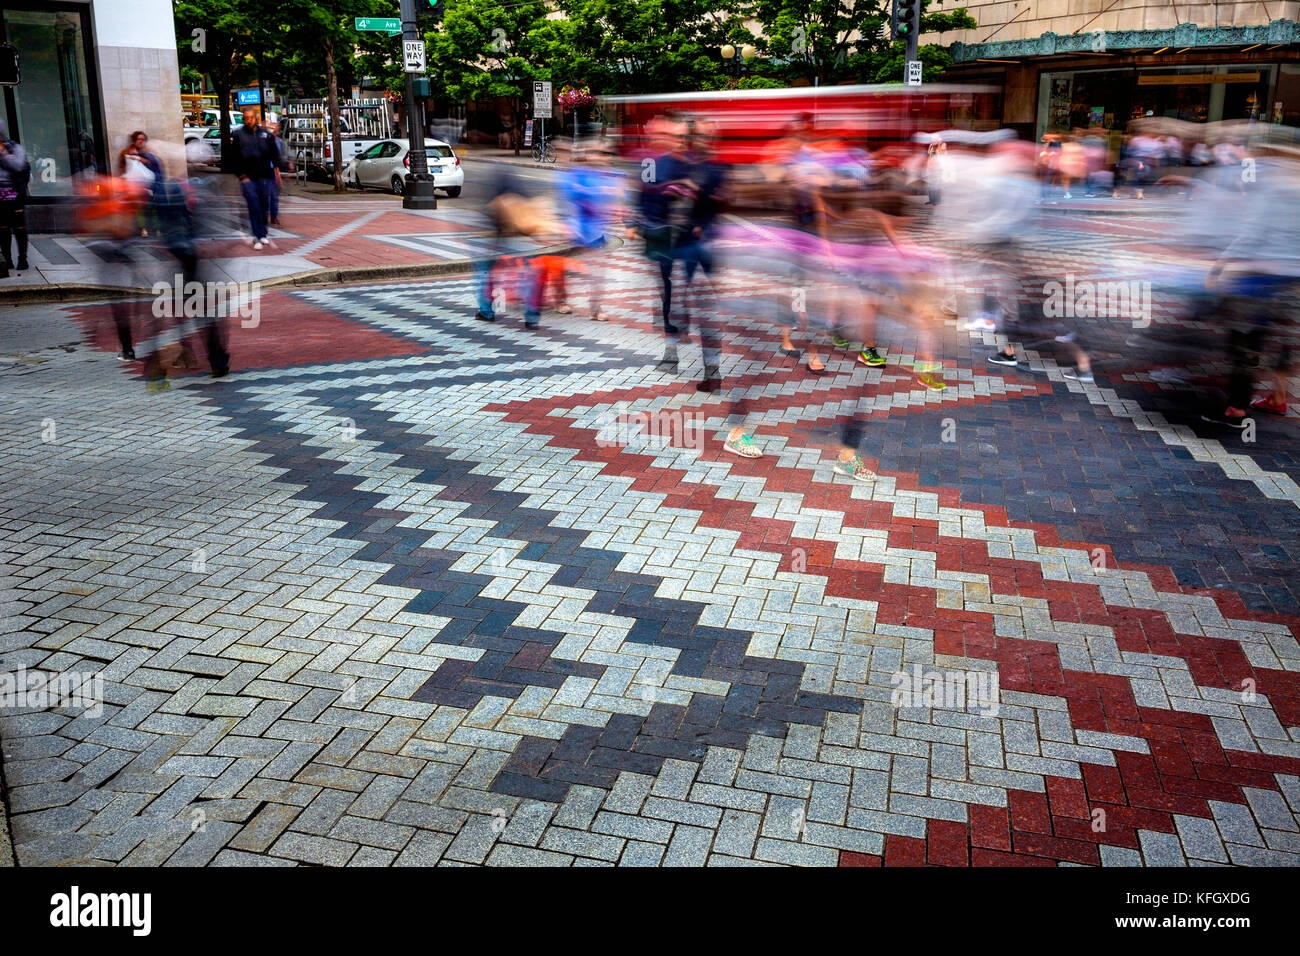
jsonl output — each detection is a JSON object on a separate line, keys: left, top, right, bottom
{"left": 1038, "top": 63, "right": 1280, "bottom": 142}
{"left": 2, "top": 6, "right": 101, "bottom": 197}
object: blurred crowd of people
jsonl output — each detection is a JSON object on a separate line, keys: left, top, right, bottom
{"left": 69, "top": 107, "right": 294, "bottom": 390}
{"left": 477, "top": 113, "right": 1298, "bottom": 469}
{"left": 1032, "top": 122, "right": 1264, "bottom": 201}
{"left": 11, "top": 102, "right": 1292, "bottom": 448}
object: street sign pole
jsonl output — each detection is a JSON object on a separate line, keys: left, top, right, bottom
{"left": 398, "top": 0, "right": 436, "bottom": 209}
{"left": 532, "top": 81, "right": 552, "bottom": 159}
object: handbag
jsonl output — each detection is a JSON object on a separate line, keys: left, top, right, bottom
{"left": 124, "top": 157, "right": 156, "bottom": 186}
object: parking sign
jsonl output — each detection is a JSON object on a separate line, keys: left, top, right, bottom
{"left": 533, "top": 81, "right": 552, "bottom": 119}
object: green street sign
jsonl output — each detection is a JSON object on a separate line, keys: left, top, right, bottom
{"left": 355, "top": 17, "right": 400, "bottom": 32}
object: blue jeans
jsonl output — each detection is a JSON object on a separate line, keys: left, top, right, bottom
{"left": 240, "top": 178, "right": 273, "bottom": 240}
{"left": 474, "top": 256, "right": 495, "bottom": 317}
{"left": 475, "top": 254, "right": 542, "bottom": 323}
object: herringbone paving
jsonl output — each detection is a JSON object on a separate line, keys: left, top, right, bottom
{"left": 1, "top": 215, "right": 1298, "bottom": 866}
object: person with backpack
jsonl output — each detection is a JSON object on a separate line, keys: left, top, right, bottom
{"left": 0, "top": 119, "right": 31, "bottom": 276}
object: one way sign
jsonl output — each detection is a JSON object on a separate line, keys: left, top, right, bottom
{"left": 404, "top": 40, "right": 426, "bottom": 73}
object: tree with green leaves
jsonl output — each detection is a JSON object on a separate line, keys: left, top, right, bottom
{"left": 427, "top": 0, "right": 551, "bottom": 155}
{"left": 264, "top": 0, "right": 394, "bottom": 188}
{"left": 177, "top": 0, "right": 396, "bottom": 187}
{"left": 531, "top": 0, "right": 749, "bottom": 95}
{"left": 173, "top": 0, "right": 263, "bottom": 170}
{"left": 752, "top": 0, "right": 976, "bottom": 87}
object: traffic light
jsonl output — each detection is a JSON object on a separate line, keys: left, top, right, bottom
{"left": 0, "top": 43, "right": 19, "bottom": 86}
{"left": 891, "top": 0, "right": 920, "bottom": 42}
{"left": 427, "top": 0, "right": 443, "bottom": 24}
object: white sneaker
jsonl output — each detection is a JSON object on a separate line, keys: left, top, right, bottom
{"left": 252, "top": 240, "right": 264, "bottom": 251}
{"left": 262, "top": 238, "right": 275, "bottom": 249}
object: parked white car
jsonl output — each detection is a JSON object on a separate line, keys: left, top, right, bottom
{"left": 343, "top": 139, "right": 463, "bottom": 197}
{"left": 183, "top": 109, "right": 243, "bottom": 146}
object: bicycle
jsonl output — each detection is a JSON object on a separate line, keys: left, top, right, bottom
{"left": 531, "top": 139, "right": 556, "bottom": 164}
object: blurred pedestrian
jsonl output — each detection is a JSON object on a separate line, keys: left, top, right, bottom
{"left": 636, "top": 115, "right": 697, "bottom": 369}
{"left": 557, "top": 138, "right": 624, "bottom": 321}
{"left": 264, "top": 113, "right": 290, "bottom": 228}
{"left": 0, "top": 119, "right": 30, "bottom": 276}
{"left": 75, "top": 172, "right": 147, "bottom": 361}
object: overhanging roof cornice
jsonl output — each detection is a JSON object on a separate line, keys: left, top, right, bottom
{"left": 951, "top": 19, "right": 1298, "bottom": 63}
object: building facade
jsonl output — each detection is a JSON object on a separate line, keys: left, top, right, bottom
{"left": 0, "top": 0, "right": 181, "bottom": 222}
{"left": 929, "top": 0, "right": 1300, "bottom": 139}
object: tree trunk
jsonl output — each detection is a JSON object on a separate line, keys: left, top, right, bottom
{"left": 325, "top": 37, "right": 345, "bottom": 192}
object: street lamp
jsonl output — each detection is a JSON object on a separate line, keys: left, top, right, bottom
{"left": 720, "top": 43, "right": 757, "bottom": 77}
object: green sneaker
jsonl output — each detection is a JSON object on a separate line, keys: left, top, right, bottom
{"left": 723, "top": 432, "right": 762, "bottom": 459}
{"left": 917, "top": 372, "right": 947, "bottom": 392}
{"left": 857, "top": 347, "right": 885, "bottom": 367}
{"left": 146, "top": 378, "right": 170, "bottom": 394}
{"left": 829, "top": 332, "right": 852, "bottom": 350}
{"left": 833, "top": 456, "right": 877, "bottom": 482}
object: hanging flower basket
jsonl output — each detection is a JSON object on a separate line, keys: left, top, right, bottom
{"left": 558, "top": 85, "right": 594, "bottom": 111}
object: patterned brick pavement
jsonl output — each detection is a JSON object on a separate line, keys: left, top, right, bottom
{"left": 1, "top": 211, "right": 1298, "bottom": 867}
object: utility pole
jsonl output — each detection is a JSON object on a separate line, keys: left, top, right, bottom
{"left": 399, "top": 0, "right": 437, "bottom": 209}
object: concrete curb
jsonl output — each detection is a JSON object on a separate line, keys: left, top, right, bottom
{"left": 1037, "top": 200, "right": 1181, "bottom": 217}
{"left": 0, "top": 237, "right": 621, "bottom": 307}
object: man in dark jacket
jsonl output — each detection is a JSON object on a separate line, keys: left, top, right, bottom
{"left": 230, "top": 106, "right": 280, "bottom": 249}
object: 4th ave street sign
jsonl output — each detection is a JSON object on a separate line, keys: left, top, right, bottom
{"left": 355, "top": 17, "right": 401, "bottom": 36}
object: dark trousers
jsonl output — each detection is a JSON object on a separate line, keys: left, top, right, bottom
{"left": 688, "top": 242, "right": 754, "bottom": 426}
{"left": 0, "top": 199, "right": 27, "bottom": 268}
{"left": 657, "top": 257, "right": 679, "bottom": 335}
{"left": 174, "top": 248, "right": 229, "bottom": 375}
{"left": 240, "top": 177, "right": 274, "bottom": 240}
{"left": 94, "top": 239, "right": 137, "bottom": 353}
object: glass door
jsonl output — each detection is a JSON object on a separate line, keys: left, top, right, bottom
{"left": 1, "top": 4, "right": 103, "bottom": 197}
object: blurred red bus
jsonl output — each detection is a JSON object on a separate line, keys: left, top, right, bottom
{"left": 601, "top": 83, "right": 999, "bottom": 168}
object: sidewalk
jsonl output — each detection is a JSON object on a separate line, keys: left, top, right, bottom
{"left": 452, "top": 142, "right": 573, "bottom": 168}
{"left": 0, "top": 173, "right": 567, "bottom": 305}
